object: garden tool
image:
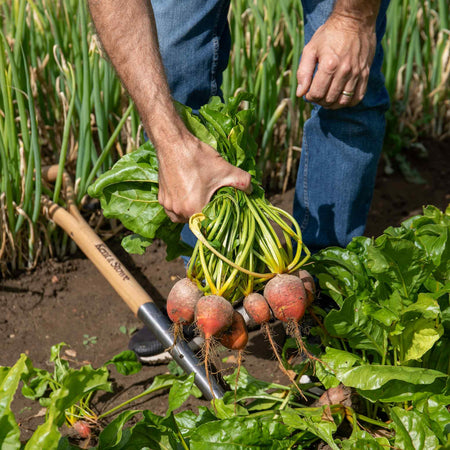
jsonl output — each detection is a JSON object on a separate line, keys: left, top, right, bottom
{"left": 41, "top": 166, "right": 225, "bottom": 400}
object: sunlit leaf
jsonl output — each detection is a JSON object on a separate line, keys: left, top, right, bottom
{"left": 105, "top": 350, "right": 142, "bottom": 376}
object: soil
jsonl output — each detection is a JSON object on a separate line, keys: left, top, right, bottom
{"left": 1, "top": 137, "right": 449, "bottom": 442}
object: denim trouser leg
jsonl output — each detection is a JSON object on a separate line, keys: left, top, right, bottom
{"left": 293, "top": 0, "right": 391, "bottom": 253}
{"left": 152, "top": 0, "right": 231, "bottom": 110}
{"left": 152, "top": 0, "right": 391, "bottom": 256}
{"left": 151, "top": 0, "right": 232, "bottom": 254}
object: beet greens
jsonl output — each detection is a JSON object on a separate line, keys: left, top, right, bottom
{"left": 89, "top": 93, "right": 310, "bottom": 304}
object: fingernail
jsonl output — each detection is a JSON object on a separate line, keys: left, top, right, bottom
{"left": 296, "top": 84, "right": 303, "bottom": 97}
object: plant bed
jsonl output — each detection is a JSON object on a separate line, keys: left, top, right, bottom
{"left": 2, "top": 203, "right": 449, "bottom": 448}
{"left": 1, "top": 139, "right": 449, "bottom": 447}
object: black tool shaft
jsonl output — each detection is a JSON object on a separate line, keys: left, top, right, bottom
{"left": 137, "top": 302, "right": 225, "bottom": 400}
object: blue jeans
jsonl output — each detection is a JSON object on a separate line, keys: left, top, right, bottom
{"left": 152, "top": 0, "right": 391, "bottom": 254}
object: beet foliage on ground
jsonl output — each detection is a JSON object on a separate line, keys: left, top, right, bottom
{"left": 1, "top": 205, "right": 449, "bottom": 448}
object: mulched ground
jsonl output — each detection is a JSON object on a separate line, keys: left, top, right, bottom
{"left": 1, "top": 137, "right": 448, "bottom": 442}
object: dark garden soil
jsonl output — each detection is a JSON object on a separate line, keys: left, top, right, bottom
{"left": 1, "top": 138, "right": 449, "bottom": 441}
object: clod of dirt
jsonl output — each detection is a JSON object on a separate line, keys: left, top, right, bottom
{"left": 313, "top": 385, "right": 353, "bottom": 408}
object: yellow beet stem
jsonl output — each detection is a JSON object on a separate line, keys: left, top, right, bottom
{"left": 218, "top": 210, "right": 255, "bottom": 296}
{"left": 189, "top": 213, "right": 274, "bottom": 279}
{"left": 267, "top": 205, "right": 310, "bottom": 272}
{"left": 198, "top": 241, "right": 217, "bottom": 294}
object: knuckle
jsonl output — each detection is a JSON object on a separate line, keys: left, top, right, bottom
{"left": 324, "top": 95, "right": 336, "bottom": 106}
{"left": 168, "top": 212, "right": 181, "bottom": 223}
{"left": 307, "top": 91, "right": 322, "bottom": 102}
{"left": 180, "top": 199, "right": 199, "bottom": 217}
{"left": 338, "top": 97, "right": 351, "bottom": 107}
{"left": 361, "top": 67, "right": 370, "bottom": 79}
{"left": 340, "top": 62, "right": 352, "bottom": 76}
{"left": 323, "top": 56, "right": 338, "bottom": 73}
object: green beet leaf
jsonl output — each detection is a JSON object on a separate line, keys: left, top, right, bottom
{"left": 281, "top": 408, "right": 339, "bottom": 450}
{"left": 213, "top": 398, "right": 250, "bottom": 419}
{"left": 425, "top": 337, "right": 450, "bottom": 373}
{"left": 414, "top": 394, "right": 450, "bottom": 442}
{"left": 97, "top": 410, "right": 140, "bottom": 450}
{"left": 0, "top": 354, "right": 28, "bottom": 450}
{"left": 335, "top": 365, "right": 446, "bottom": 391}
{"left": 49, "top": 342, "right": 70, "bottom": 382}
{"left": 88, "top": 143, "right": 188, "bottom": 259}
{"left": 367, "top": 235, "right": 433, "bottom": 304}
{"left": 394, "top": 317, "right": 443, "bottom": 363}
{"left": 190, "top": 416, "right": 293, "bottom": 449}
{"left": 0, "top": 366, "right": 9, "bottom": 385}
{"left": 21, "top": 362, "right": 51, "bottom": 401}
{"left": 121, "top": 234, "right": 152, "bottom": 255}
{"left": 105, "top": 350, "right": 142, "bottom": 376}
{"left": 318, "top": 346, "right": 363, "bottom": 369}
{"left": 315, "top": 347, "right": 363, "bottom": 389}
{"left": 175, "top": 101, "right": 218, "bottom": 150}
{"left": 311, "top": 247, "right": 370, "bottom": 306}
{"left": 390, "top": 406, "right": 441, "bottom": 450}
{"left": 336, "top": 429, "right": 390, "bottom": 449}
{"left": 55, "top": 437, "right": 80, "bottom": 449}
{"left": 24, "top": 423, "right": 61, "bottom": 450}
{"left": 324, "top": 295, "right": 388, "bottom": 357}
{"left": 174, "top": 407, "right": 217, "bottom": 439}
{"left": 224, "top": 366, "right": 286, "bottom": 393}
{"left": 133, "top": 411, "right": 183, "bottom": 449}
{"left": 167, "top": 372, "right": 196, "bottom": 413}
{"left": 389, "top": 293, "right": 444, "bottom": 363}
{"left": 48, "top": 365, "right": 111, "bottom": 426}
{"left": 357, "top": 377, "right": 446, "bottom": 403}
{"left": 220, "top": 367, "right": 292, "bottom": 408}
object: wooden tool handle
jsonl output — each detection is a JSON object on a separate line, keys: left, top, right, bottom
{"left": 41, "top": 196, "right": 153, "bottom": 315}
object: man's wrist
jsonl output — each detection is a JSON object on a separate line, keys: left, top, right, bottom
{"left": 140, "top": 98, "right": 189, "bottom": 152}
{"left": 331, "top": 0, "right": 380, "bottom": 29}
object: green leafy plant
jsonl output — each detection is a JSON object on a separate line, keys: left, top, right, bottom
{"left": 2, "top": 212, "right": 450, "bottom": 450}
{"left": 118, "top": 325, "right": 138, "bottom": 336}
{"left": 82, "top": 335, "right": 98, "bottom": 347}
{"left": 309, "top": 205, "right": 450, "bottom": 446}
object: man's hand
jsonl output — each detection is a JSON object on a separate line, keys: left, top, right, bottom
{"left": 296, "top": 6, "right": 379, "bottom": 109}
{"left": 156, "top": 132, "right": 252, "bottom": 223}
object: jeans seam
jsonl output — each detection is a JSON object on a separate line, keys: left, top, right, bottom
{"left": 210, "top": 0, "right": 227, "bottom": 98}
{"left": 300, "top": 133, "right": 310, "bottom": 232}
{"left": 211, "top": 37, "right": 219, "bottom": 97}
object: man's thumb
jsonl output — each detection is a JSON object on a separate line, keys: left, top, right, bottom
{"left": 222, "top": 168, "right": 253, "bottom": 194}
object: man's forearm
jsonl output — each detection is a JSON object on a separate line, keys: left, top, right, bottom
{"left": 87, "top": 0, "right": 185, "bottom": 147}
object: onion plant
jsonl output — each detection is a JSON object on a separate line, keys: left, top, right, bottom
{"left": 383, "top": 0, "right": 449, "bottom": 147}
{"left": 0, "top": 0, "right": 140, "bottom": 273}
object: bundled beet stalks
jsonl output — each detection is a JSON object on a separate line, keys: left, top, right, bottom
{"left": 89, "top": 93, "right": 315, "bottom": 396}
